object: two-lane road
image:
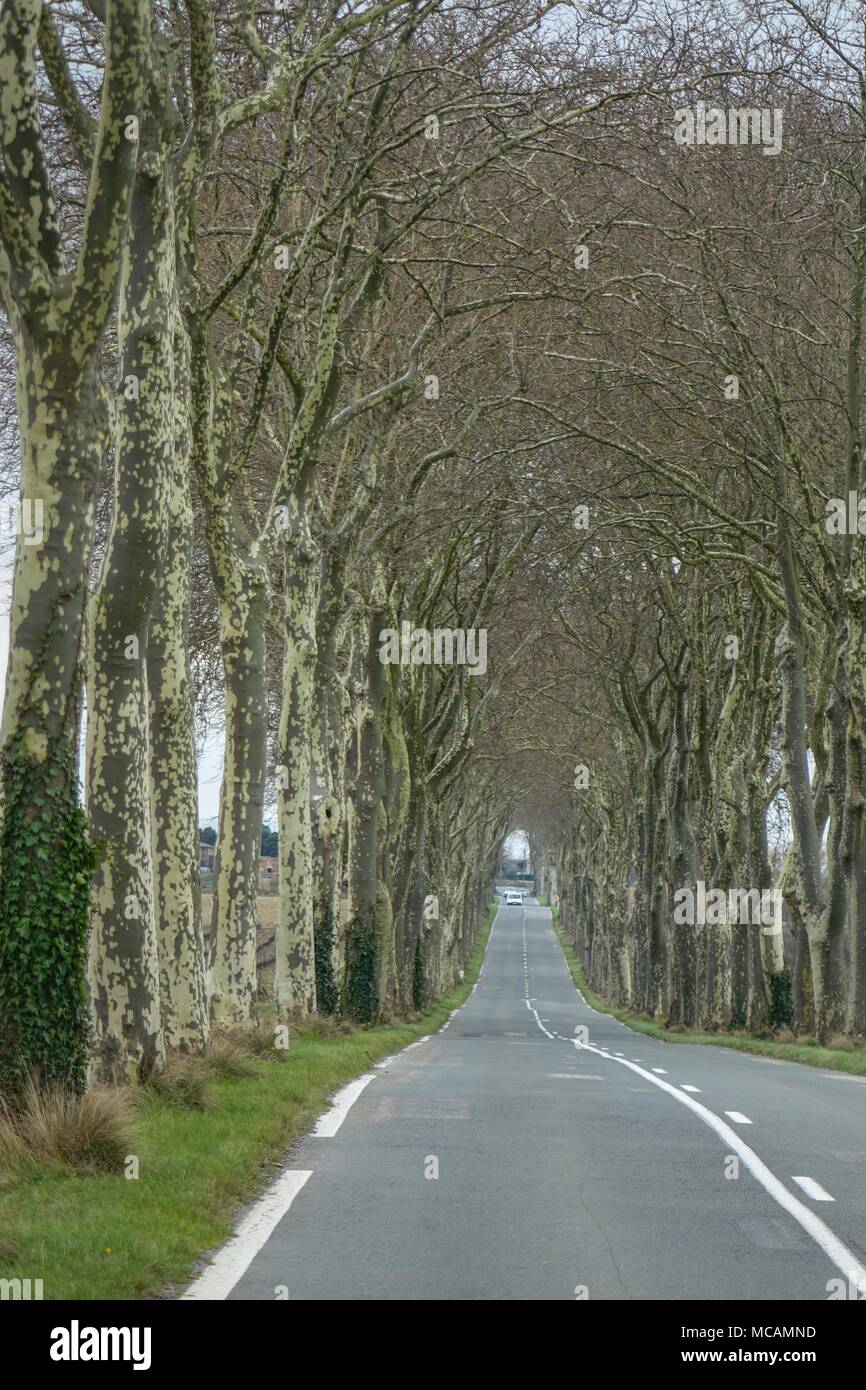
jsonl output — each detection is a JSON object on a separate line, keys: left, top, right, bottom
{"left": 190, "top": 899, "right": 866, "bottom": 1300}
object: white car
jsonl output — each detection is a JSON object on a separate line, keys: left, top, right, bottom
{"left": 504, "top": 890, "right": 523, "bottom": 906}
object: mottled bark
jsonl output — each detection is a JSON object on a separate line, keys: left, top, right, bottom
{"left": 208, "top": 569, "right": 269, "bottom": 1025}
{"left": 87, "top": 127, "right": 176, "bottom": 1082}
{"left": 0, "top": 0, "right": 148, "bottom": 1090}
{"left": 274, "top": 499, "right": 318, "bottom": 1017}
{"left": 775, "top": 511, "right": 838, "bottom": 1036}
{"left": 148, "top": 319, "right": 208, "bottom": 1052}
{"left": 345, "top": 600, "right": 393, "bottom": 1020}
{"left": 311, "top": 549, "right": 354, "bottom": 1012}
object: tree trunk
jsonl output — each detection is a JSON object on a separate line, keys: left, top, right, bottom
{"left": 208, "top": 572, "right": 269, "bottom": 1025}
{"left": 87, "top": 147, "right": 175, "bottom": 1083}
{"left": 274, "top": 503, "right": 319, "bottom": 1017}
{"left": 147, "top": 318, "right": 208, "bottom": 1053}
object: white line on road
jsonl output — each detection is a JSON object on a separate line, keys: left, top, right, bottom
{"left": 523, "top": 923, "right": 555, "bottom": 1038}
{"left": 547, "top": 1073, "right": 604, "bottom": 1080}
{"left": 681, "top": 1085, "right": 701, "bottom": 1093}
{"left": 534, "top": 904, "right": 866, "bottom": 1289}
{"left": 183, "top": 1170, "right": 313, "bottom": 1300}
{"left": 185, "top": 904, "right": 506, "bottom": 1300}
{"left": 652, "top": 1068, "right": 667, "bottom": 1074}
{"left": 311, "top": 1074, "right": 378, "bottom": 1136}
{"left": 792, "top": 1176, "right": 835, "bottom": 1202}
{"left": 724, "top": 1111, "right": 752, "bottom": 1125}
{"left": 575, "top": 1041, "right": 866, "bottom": 1287}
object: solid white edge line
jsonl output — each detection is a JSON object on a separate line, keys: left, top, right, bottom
{"left": 183, "top": 1170, "right": 313, "bottom": 1300}
{"left": 537, "top": 903, "right": 866, "bottom": 1288}
{"left": 311, "top": 1073, "right": 378, "bottom": 1136}
{"left": 185, "top": 900, "right": 504, "bottom": 1301}
{"left": 792, "top": 1175, "right": 836, "bottom": 1202}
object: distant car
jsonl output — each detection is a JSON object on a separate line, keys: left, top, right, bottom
{"left": 504, "top": 890, "right": 523, "bottom": 907}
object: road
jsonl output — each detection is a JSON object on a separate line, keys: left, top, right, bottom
{"left": 189, "top": 899, "right": 866, "bottom": 1301}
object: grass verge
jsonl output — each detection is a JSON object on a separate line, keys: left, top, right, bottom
{"left": 551, "top": 910, "right": 866, "bottom": 1078}
{"left": 0, "top": 905, "right": 497, "bottom": 1301}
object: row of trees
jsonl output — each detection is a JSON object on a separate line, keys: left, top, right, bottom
{"left": 0, "top": 0, "right": 649, "bottom": 1091}
{"left": 522, "top": 2, "right": 866, "bottom": 1042}
{"left": 3, "top": 0, "right": 862, "bottom": 1101}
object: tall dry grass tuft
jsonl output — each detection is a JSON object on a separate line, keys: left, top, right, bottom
{"left": 205, "top": 1032, "right": 260, "bottom": 1079}
{"left": 142, "top": 1053, "right": 213, "bottom": 1109}
{"left": 288, "top": 1012, "right": 354, "bottom": 1040}
{"left": 0, "top": 1078, "right": 135, "bottom": 1175}
{"left": 232, "top": 1019, "right": 289, "bottom": 1060}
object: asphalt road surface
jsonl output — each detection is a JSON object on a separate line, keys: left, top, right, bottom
{"left": 193, "top": 898, "right": 866, "bottom": 1300}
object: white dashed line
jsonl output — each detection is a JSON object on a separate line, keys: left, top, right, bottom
{"left": 792, "top": 1176, "right": 835, "bottom": 1202}
{"left": 681, "top": 1085, "right": 701, "bottom": 1093}
{"left": 533, "top": 902, "right": 866, "bottom": 1289}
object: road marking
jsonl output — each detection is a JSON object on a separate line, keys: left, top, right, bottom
{"left": 533, "top": 906, "right": 866, "bottom": 1290}
{"left": 522, "top": 924, "right": 555, "bottom": 1037}
{"left": 574, "top": 1041, "right": 866, "bottom": 1287}
{"left": 185, "top": 905, "right": 507, "bottom": 1300}
{"left": 374, "top": 1033, "right": 433, "bottom": 1071}
{"left": 547, "top": 1072, "right": 604, "bottom": 1080}
{"left": 652, "top": 1068, "right": 667, "bottom": 1074}
{"left": 183, "top": 1169, "right": 313, "bottom": 1300}
{"left": 681, "top": 1085, "right": 701, "bottom": 1093}
{"left": 311, "top": 1074, "right": 378, "bottom": 1136}
{"left": 792, "top": 1176, "right": 835, "bottom": 1202}
{"left": 724, "top": 1111, "right": 752, "bottom": 1125}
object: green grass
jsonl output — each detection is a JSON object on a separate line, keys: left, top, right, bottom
{"left": 0, "top": 907, "right": 496, "bottom": 1301}
{"left": 551, "top": 911, "right": 866, "bottom": 1078}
